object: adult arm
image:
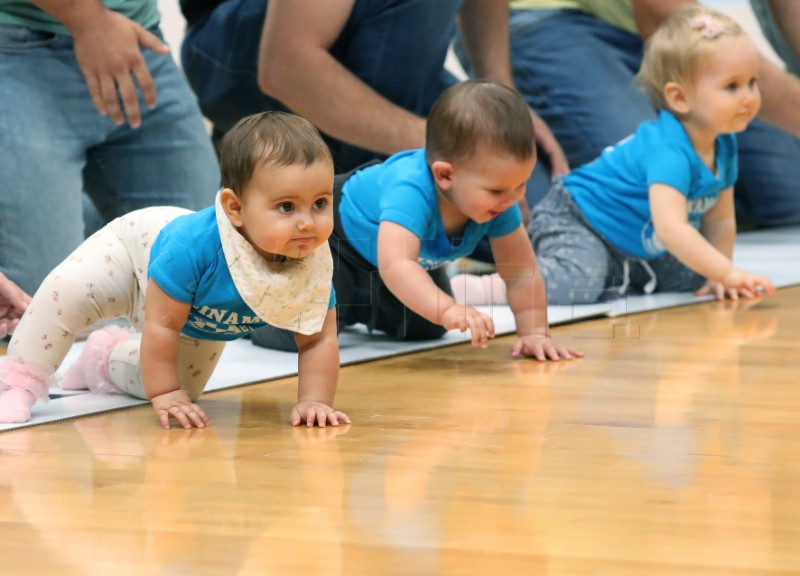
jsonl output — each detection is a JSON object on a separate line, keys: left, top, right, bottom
{"left": 258, "top": 0, "right": 426, "bottom": 156}
{"left": 633, "top": 0, "right": 800, "bottom": 136}
{"left": 755, "top": 45, "right": 800, "bottom": 135}
{"left": 141, "top": 278, "right": 209, "bottom": 429}
{"left": 292, "top": 308, "right": 350, "bottom": 427}
{"left": 459, "top": 0, "right": 569, "bottom": 174}
{"left": 631, "top": 0, "right": 694, "bottom": 39}
{"left": 31, "top": 0, "right": 170, "bottom": 128}
{"left": 458, "top": 0, "right": 515, "bottom": 85}
{"left": 766, "top": 0, "right": 800, "bottom": 59}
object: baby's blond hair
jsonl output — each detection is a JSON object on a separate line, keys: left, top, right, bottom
{"left": 635, "top": 6, "right": 744, "bottom": 111}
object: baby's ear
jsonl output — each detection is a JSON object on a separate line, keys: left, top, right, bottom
{"left": 664, "top": 81, "right": 690, "bottom": 115}
{"left": 430, "top": 160, "right": 455, "bottom": 190}
{"left": 219, "top": 188, "right": 245, "bottom": 227}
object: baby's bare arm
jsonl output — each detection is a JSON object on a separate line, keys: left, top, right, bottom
{"left": 490, "top": 226, "right": 548, "bottom": 338}
{"left": 141, "top": 279, "right": 207, "bottom": 429}
{"left": 293, "top": 309, "right": 350, "bottom": 427}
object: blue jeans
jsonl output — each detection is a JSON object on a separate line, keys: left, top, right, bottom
{"left": 181, "top": 0, "right": 463, "bottom": 173}
{"left": 749, "top": 0, "right": 800, "bottom": 76}
{"left": 508, "top": 9, "right": 800, "bottom": 227}
{"left": 0, "top": 24, "right": 220, "bottom": 295}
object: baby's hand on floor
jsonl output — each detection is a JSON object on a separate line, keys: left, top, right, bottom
{"left": 725, "top": 268, "right": 776, "bottom": 298}
{"left": 291, "top": 400, "right": 351, "bottom": 428}
{"left": 512, "top": 335, "right": 583, "bottom": 362}
{"left": 696, "top": 280, "right": 747, "bottom": 301}
{"left": 698, "top": 268, "right": 776, "bottom": 300}
{"left": 441, "top": 304, "right": 496, "bottom": 348}
{"left": 151, "top": 389, "right": 209, "bottom": 430}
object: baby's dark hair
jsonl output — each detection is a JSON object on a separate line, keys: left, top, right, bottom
{"left": 219, "top": 111, "right": 333, "bottom": 196}
{"left": 425, "top": 80, "right": 535, "bottom": 165}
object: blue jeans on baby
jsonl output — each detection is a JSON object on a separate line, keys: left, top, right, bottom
{"left": 0, "top": 24, "right": 220, "bottom": 295}
{"left": 181, "top": 0, "right": 463, "bottom": 173}
{"left": 508, "top": 8, "right": 800, "bottom": 228}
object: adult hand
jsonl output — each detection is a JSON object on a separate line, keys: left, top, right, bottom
{"left": 530, "top": 109, "right": 570, "bottom": 176}
{"left": 0, "top": 273, "right": 31, "bottom": 338}
{"left": 70, "top": 8, "right": 170, "bottom": 128}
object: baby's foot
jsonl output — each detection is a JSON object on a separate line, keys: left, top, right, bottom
{"left": 0, "top": 388, "right": 36, "bottom": 423}
{"left": 61, "top": 325, "right": 132, "bottom": 393}
{"left": 450, "top": 273, "right": 508, "bottom": 306}
{"left": 0, "top": 359, "right": 54, "bottom": 423}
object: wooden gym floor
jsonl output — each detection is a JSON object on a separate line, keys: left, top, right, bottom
{"left": 1, "top": 287, "right": 799, "bottom": 575}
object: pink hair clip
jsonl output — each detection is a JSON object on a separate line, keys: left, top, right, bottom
{"left": 691, "top": 14, "right": 724, "bottom": 39}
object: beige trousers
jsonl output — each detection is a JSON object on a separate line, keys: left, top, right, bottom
{"left": 8, "top": 207, "right": 225, "bottom": 400}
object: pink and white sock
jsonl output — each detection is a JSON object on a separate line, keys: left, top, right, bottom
{"left": 450, "top": 272, "right": 508, "bottom": 306}
{"left": 0, "top": 359, "right": 55, "bottom": 423}
{"left": 61, "top": 325, "right": 133, "bottom": 394}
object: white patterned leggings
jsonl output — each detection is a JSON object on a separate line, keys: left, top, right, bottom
{"left": 7, "top": 207, "right": 226, "bottom": 401}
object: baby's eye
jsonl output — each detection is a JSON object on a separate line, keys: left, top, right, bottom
{"left": 278, "top": 202, "right": 295, "bottom": 214}
{"left": 749, "top": 77, "right": 758, "bottom": 88}
{"left": 314, "top": 198, "right": 329, "bottom": 210}
{"left": 488, "top": 189, "right": 504, "bottom": 196}
{"left": 725, "top": 82, "right": 738, "bottom": 92}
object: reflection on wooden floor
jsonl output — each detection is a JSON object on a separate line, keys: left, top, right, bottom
{"left": 1, "top": 288, "right": 799, "bottom": 575}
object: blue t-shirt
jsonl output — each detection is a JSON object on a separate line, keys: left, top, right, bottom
{"left": 339, "top": 148, "right": 523, "bottom": 269}
{"left": 566, "top": 110, "right": 738, "bottom": 258}
{"left": 148, "top": 207, "right": 336, "bottom": 341}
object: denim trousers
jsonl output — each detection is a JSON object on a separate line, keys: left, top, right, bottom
{"left": 508, "top": 9, "right": 800, "bottom": 228}
{"left": 0, "top": 24, "right": 220, "bottom": 295}
{"left": 749, "top": 0, "right": 800, "bottom": 76}
{"left": 181, "top": 0, "right": 462, "bottom": 173}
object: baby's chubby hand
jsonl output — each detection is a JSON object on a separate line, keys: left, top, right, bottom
{"left": 291, "top": 400, "right": 351, "bottom": 428}
{"left": 697, "top": 267, "right": 776, "bottom": 301}
{"left": 150, "top": 389, "right": 210, "bottom": 430}
{"left": 512, "top": 334, "right": 584, "bottom": 362}
{"left": 441, "top": 304, "right": 496, "bottom": 348}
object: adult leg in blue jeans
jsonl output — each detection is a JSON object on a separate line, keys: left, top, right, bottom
{"left": 738, "top": 0, "right": 800, "bottom": 226}
{"left": 181, "top": 0, "right": 462, "bottom": 173}
{"left": 735, "top": 118, "right": 800, "bottom": 226}
{"left": 749, "top": 0, "right": 800, "bottom": 75}
{"left": 509, "top": 9, "right": 655, "bottom": 170}
{"left": 0, "top": 25, "right": 219, "bottom": 295}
